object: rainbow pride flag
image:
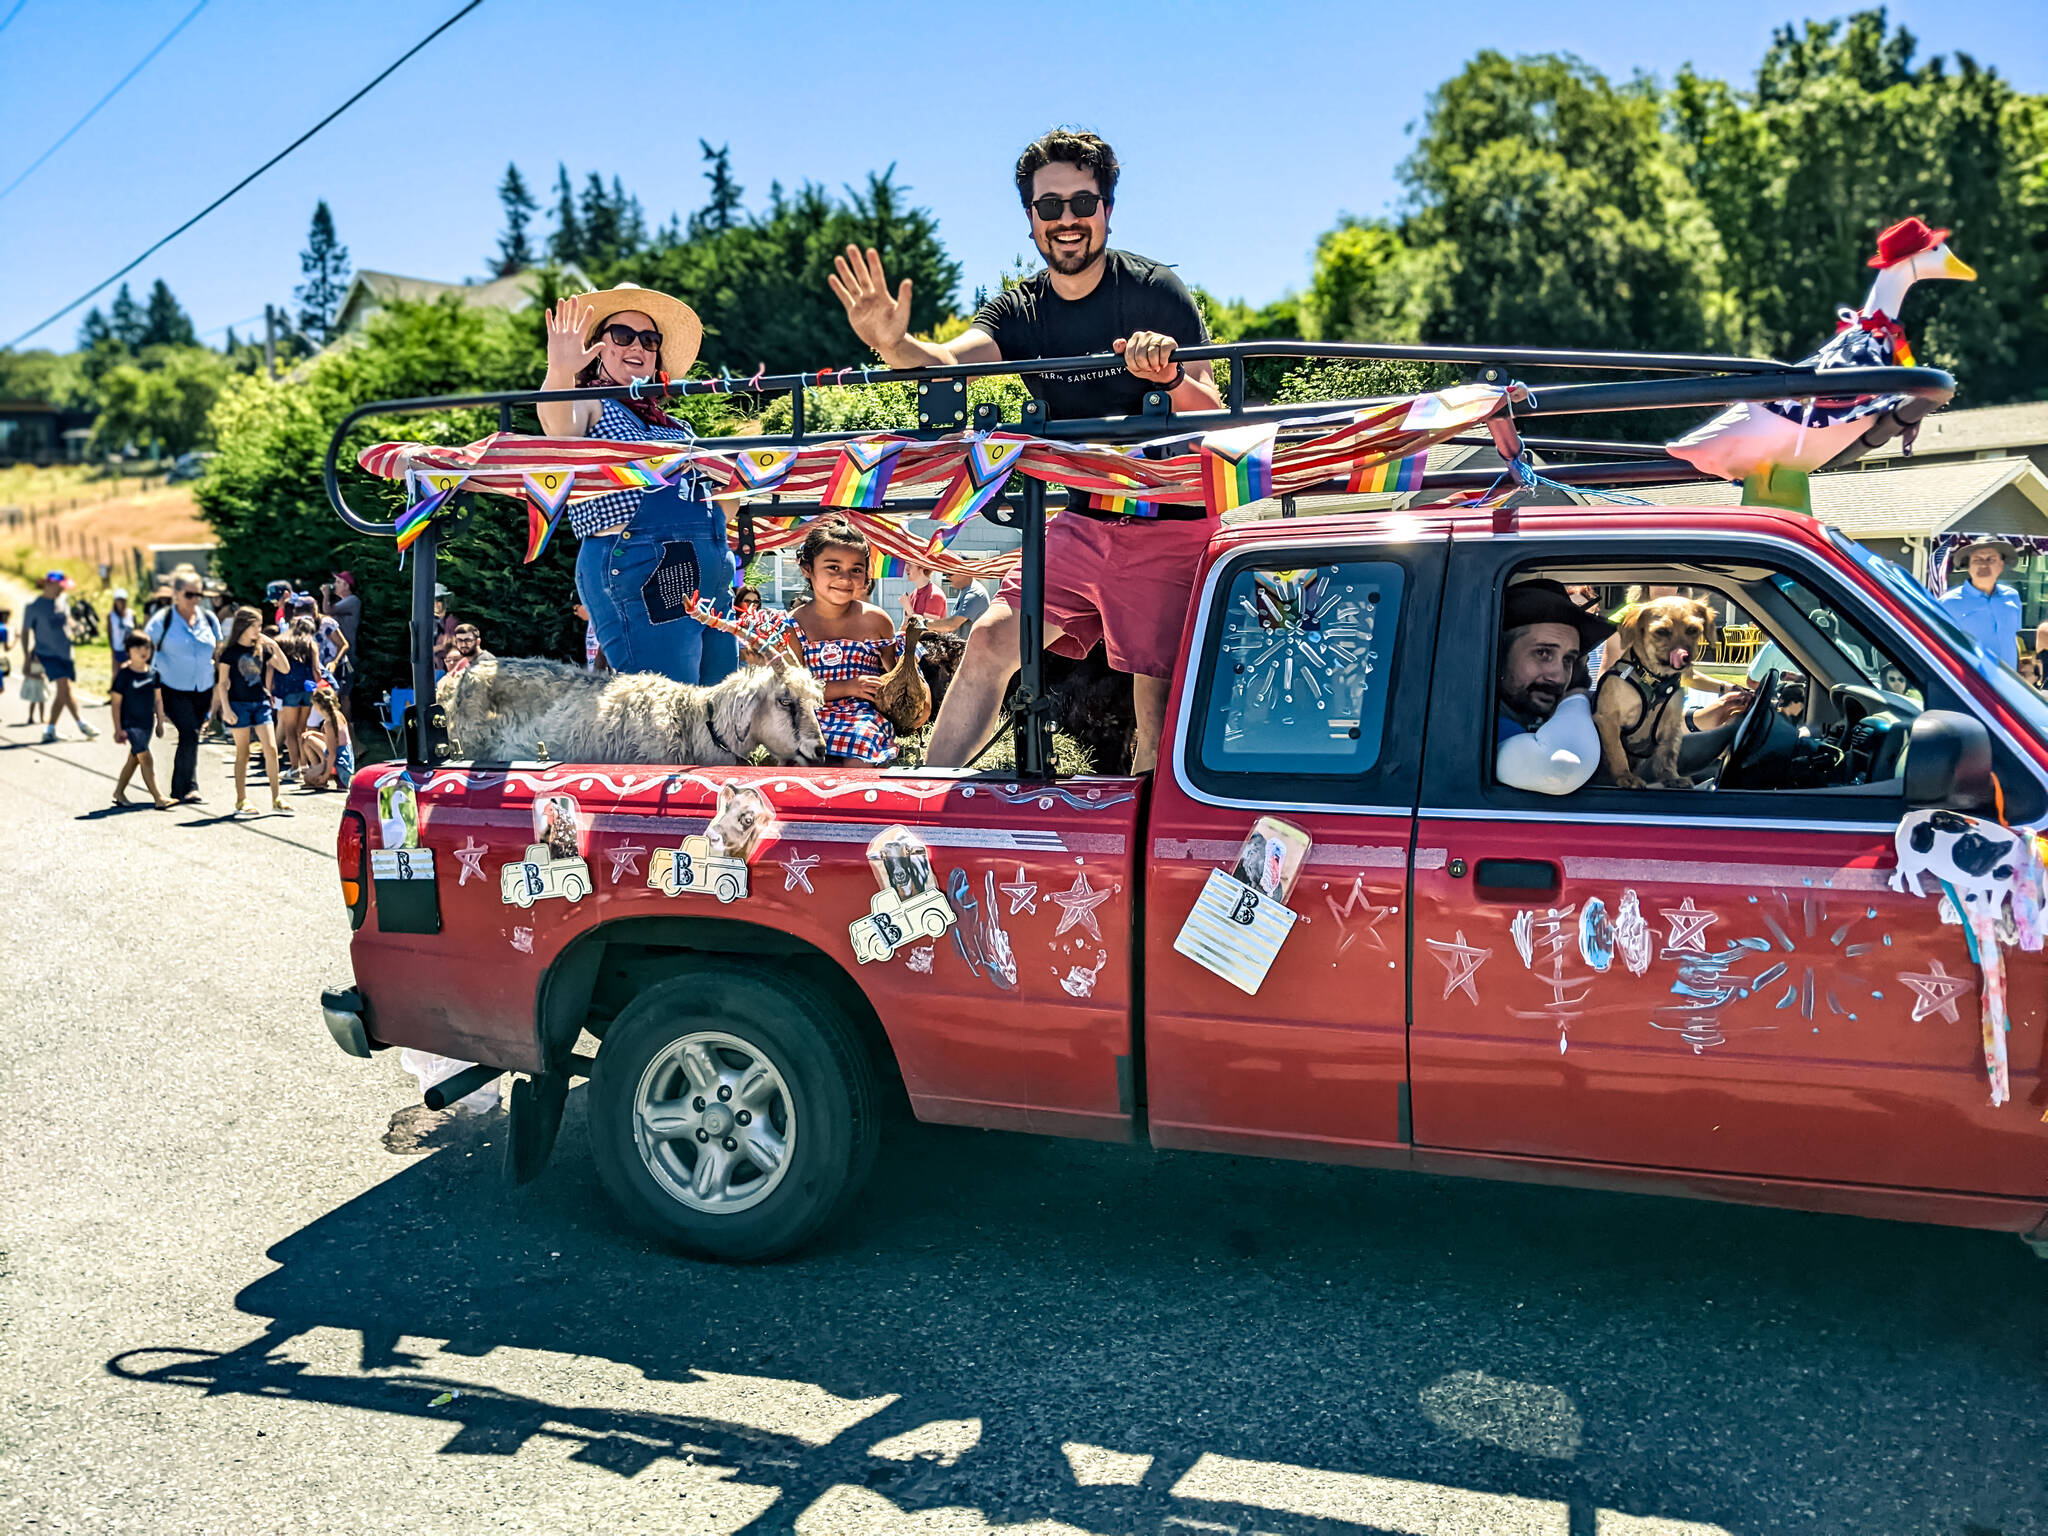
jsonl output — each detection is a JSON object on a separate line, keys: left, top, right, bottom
{"left": 932, "top": 435, "right": 1026, "bottom": 526}
{"left": 524, "top": 497, "right": 565, "bottom": 563}
{"left": 821, "top": 438, "right": 906, "bottom": 508}
{"left": 1199, "top": 422, "right": 1277, "bottom": 515}
{"left": 599, "top": 459, "right": 666, "bottom": 490}
{"left": 722, "top": 446, "right": 798, "bottom": 498}
{"left": 522, "top": 469, "right": 576, "bottom": 515}
{"left": 394, "top": 469, "right": 466, "bottom": 551}
{"left": 1347, "top": 450, "right": 1427, "bottom": 495}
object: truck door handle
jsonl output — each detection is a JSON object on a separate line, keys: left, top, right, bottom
{"left": 1473, "top": 858, "right": 1560, "bottom": 897}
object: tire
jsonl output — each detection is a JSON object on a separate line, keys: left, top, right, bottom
{"left": 587, "top": 965, "right": 880, "bottom": 1261}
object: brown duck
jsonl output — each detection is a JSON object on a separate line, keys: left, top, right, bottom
{"left": 876, "top": 618, "right": 933, "bottom": 734}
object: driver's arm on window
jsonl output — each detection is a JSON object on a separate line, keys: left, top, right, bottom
{"left": 1497, "top": 691, "right": 1601, "bottom": 795}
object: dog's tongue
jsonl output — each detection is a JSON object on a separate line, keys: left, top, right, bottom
{"left": 1671, "top": 648, "right": 1691, "bottom": 670}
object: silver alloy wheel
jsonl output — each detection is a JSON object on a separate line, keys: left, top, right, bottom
{"left": 631, "top": 1031, "right": 797, "bottom": 1214}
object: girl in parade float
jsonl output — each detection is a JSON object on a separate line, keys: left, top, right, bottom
{"left": 785, "top": 517, "right": 900, "bottom": 766}
{"left": 537, "top": 286, "right": 739, "bottom": 686}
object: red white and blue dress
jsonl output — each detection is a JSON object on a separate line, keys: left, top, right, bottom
{"left": 798, "top": 634, "right": 897, "bottom": 764}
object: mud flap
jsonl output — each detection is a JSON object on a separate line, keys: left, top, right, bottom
{"left": 505, "top": 1071, "right": 569, "bottom": 1186}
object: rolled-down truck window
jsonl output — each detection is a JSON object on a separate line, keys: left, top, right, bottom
{"left": 1197, "top": 560, "right": 1405, "bottom": 776}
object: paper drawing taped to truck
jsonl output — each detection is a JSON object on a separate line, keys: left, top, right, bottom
{"left": 533, "top": 794, "right": 584, "bottom": 859}
{"left": 1174, "top": 868, "right": 1298, "bottom": 995}
{"left": 1231, "top": 815, "right": 1311, "bottom": 903}
{"left": 851, "top": 826, "right": 956, "bottom": 965}
{"left": 706, "top": 781, "right": 778, "bottom": 862}
{"left": 648, "top": 835, "right": 748, "bottom": 904}
{"left": 500, "top": 843, "right": 591, "bottom": 908}
{"left": 378, "top": 779, "right": 419, "bottom": 849}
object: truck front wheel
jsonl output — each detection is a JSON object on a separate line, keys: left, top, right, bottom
{"left": 587, "top": 967, "right": 879, "bottom": 1261}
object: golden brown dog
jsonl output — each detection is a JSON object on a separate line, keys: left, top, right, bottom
{"left": 1594, "top": 596, "right": 1714, "bottom": 788}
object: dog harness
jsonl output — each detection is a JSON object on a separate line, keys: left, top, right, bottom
{"left": 1597, "top": 659, "right": 1687, "bottom": 769}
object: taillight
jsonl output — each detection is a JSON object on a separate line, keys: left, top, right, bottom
{"left": 338, "top": 809, "right": 368, "bottom": 929}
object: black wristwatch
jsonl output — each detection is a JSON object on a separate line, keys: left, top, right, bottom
{"left": 1159, "top": 362, "right": 1186, "bottom": 391}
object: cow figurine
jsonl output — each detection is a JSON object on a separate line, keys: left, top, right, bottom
{"left": 1890, "top": 809, "right": 2025, "bottom": 920}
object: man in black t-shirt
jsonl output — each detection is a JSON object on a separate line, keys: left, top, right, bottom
{"left": 828, "top": 129, "right": 1223, "bottom": 772}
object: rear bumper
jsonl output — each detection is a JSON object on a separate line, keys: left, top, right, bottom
{"left": 320, "top": 985, "right": 377, "bottom": 1059}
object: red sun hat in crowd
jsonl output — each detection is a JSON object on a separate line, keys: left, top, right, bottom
{"left": 332, "top": 569, "right": 356, "bottom": 589}
{"left": 1869, "top": 216, "right": 1951, "bottom": 268}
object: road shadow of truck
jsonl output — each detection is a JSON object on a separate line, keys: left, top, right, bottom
{"left": 110, "top": 1092, "right": 2048, "bottom": 1533}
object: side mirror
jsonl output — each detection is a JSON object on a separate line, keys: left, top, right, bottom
{"left": 1904, "top": 709, "right": 1996, "bottom": 810}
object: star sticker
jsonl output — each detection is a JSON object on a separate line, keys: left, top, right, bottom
{"left": 453, "top": 837, "right": 487, "bottom": 886}
{"left": 1424, "top": 930, "right": 1492, "bottom": 1004}
{"left": 1898, "top": 959, "right": 1973, "bottom": 1023}
{"left": 606, "top": 843, "right": 648, "bottom": 883}
{"left": 999, "top": 866, "right": 1039, "bottom": 915}
{"left": 1050, "top": 869, "right": 1114, "bottom": 941}
{"left": 1660, "top": 897, "right": 1719, "bottom": 954}
{"left": 780, "top": 852, "right": 819, "bottom": 893}
{"left": 1324, "top": 876, "right": 1395, "bottom": 954}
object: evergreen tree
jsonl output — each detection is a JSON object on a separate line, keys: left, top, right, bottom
{"left": 493, "top": 162, "right": 539, "bottom": 276}
{"left": 689, "top": 141, "right": 744, "bottom": 238}
{"left": 295, "top": 199, "right": 352, "bottom": 345}
{"left": 77, "top": 307, "right": 114, "bottom": 350}
{"left": 223, "top": 326, "right": 239, "bottom": 352}
{"left": 579, "top": 172, "right": 624, "bottom": 269}
{"left": 141, "top": 277, "right": 197, "bottom": 347}
{"left": 109, "top": 283, "right": 146, "bottom": 349}
{"left": 548, "top": 163, "right": 581, "bottom": 265}
{"left": 613, "top": 175, "right": 646, "bottom": 255}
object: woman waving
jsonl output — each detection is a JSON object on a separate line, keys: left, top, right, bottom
{"left": 537, "top": 286, "right": 738, "bottom": 686}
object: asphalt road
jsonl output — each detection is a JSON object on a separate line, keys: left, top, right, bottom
{"left": 2, "top": 712, "right": 2045, "bottom": 1536}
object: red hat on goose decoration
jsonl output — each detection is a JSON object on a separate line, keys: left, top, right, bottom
{"left": 1869, "top": 216, "right": 1952, "bottom": 268}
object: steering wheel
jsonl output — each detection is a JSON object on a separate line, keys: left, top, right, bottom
{"left": 1717, "top": 669, "right": 1784, "bottom": 790}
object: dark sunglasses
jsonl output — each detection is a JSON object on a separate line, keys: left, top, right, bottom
{"left": 600, "top": 323, "right": 661, "bottom": 351}
{"left": 1030, "top": 191, "right": 1103, "bottom": 222}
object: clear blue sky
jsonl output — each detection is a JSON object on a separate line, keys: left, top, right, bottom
{"left": 3, "top": 0, "right": 2044, "bottom": 352}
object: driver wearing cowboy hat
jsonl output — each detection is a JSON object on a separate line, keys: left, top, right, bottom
{"left": 1495, "top": 579, "right": 1616, "bottom": 795}
{"left": 1940, "top": 536, "right": 2024, "bottom": 666}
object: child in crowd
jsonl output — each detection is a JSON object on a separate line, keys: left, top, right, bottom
{"left": 275, "top": 614, "right": 325, "bottom": 780}
{"left": 108, "top": 631, "right": 172, "bottom": 809}
{"left": 789, "top": 517, "right": 900, "bottom": 765}
{"left": 297, "top": 684, "right": 357, "bottom": 791}
{"left": 213, "top": 605, "right": 291, "bottom": 817}
{"left": 21, "top": 653, "right": 47, "bottom": 723}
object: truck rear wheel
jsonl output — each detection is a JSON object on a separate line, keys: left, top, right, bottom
{"left": 587, "top": 966, "right": 879, "bottom": 1261}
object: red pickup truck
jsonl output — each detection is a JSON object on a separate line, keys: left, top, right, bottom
{"left": 322, "top": 481, "right": 2048, "bottom": 1261}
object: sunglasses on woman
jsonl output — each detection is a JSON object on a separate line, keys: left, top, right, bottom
{"left": 1030, "top": 191, "right": 1103, "bottom": 222}
{"left": 600, "top": 323, "right": 662, "bottom": 351}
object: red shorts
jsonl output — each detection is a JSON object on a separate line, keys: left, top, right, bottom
{"left": 998, "top": 512, "right": 1217, "bottom": 678}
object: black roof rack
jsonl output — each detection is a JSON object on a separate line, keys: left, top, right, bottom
{"left": 320, "top": 340, "right": 1954, "bottom": 772}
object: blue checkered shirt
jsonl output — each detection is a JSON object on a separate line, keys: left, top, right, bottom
{"left": 571, "top": 398, "right": 705, "bottom": 538}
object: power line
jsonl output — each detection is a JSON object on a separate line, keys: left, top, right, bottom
{"left": 2, "top": 0, "right": 486, "bottom": 352}
{"left": 0, "top": 1, "right": 28, "bottom": 41}
{"left": 0, "top": 0, "right": 211, "bottom": 205}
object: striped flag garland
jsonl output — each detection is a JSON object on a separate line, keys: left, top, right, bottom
{"left": 1400, "top": 384, "right": 1506, "bottom": 434}
{"left": 931, "top": 435, "right": 1027, "bottom": 526}
{"left": 1346, "top": 450, "right": 1428, "bottom": 495}
{"left": 821, "top": 437, "right": 906, "bottom": 508}
{"left": 1199, "top": 422, "right": 1277, "bottom": 515}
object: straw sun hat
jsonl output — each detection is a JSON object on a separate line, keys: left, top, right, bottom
{"left": 579, "top": 283, "right": 703, "bottom": 376}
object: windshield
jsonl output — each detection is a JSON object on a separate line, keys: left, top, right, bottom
{"left": 1827, "top": 527, "right": 2048, "bottom": 746}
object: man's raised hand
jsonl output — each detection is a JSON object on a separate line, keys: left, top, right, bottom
{"left": 1114, "top": 330, "right": 1180, "bottom": 384}
{"left": 545, "top": 296, "right": 602, "bottom": 377}
{"left": 829, "top": 245, "right": 913, "bottom": 354}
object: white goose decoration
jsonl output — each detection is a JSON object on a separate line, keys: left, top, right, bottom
{"left": 1667, "top": 217, "right": 1975, "bottom": 482}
